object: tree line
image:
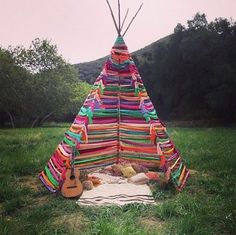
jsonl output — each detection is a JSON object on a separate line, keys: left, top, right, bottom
{"left": 133, "top": 13, "right": 236, "bottom": 124}
{"left": 1, "top": 13, "right": 235, "bottom": 127}
{"left": 0, "top": 39, "right": 90, "bottom": 127}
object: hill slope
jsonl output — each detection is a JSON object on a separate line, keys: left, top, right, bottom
{"left": 74, "top": 35, "right": 170, "bottom": 84}
{"left": 75, "top": 15, "right": 236, "bottom": 123}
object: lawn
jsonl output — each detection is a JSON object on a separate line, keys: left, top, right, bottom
{"left": 0, "top": 124, "right": 235, "bottom": 235}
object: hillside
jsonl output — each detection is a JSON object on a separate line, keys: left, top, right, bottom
{"left": 74, "top": 35, "right": 171, "bottom": 84}
{"left": 75, "top": 14, "right": 236, "bottom": 124}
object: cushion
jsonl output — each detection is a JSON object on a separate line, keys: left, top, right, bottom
{"left": 128, "top": 173, "right": 149, "bottom": 185}
{"left": 145, "top": 171, "right": 160, "bottom": 181}
{"left": 120, "top": 166, "right": 136, "bottom": 178}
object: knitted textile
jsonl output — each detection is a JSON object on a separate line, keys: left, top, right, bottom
{"left": 39, "top": 37, "right": 189, "bottom": 193}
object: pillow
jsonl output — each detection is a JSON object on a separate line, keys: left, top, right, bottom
{"left": 82, "top": 180, "right": 93, "bottom": 190}
{"left": 131, "top": 163, "right": 148, "bottom": 173}
{"left": 145, "top": 171, "right": 160, "bottom": 181}
{"left": 111, "top": 164, "right": 122, "bottom": 176}
{"left": 128, "top": 173, "right": 149, "bottom": 185}
{"left": 120, "top": 166, "right": 136, "bottom": 178}
{"left": 88, "top": 176, "right": 101, "bottom": 186}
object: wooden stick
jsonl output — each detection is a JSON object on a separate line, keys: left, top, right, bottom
{"left": 118, "top": 0, "right": 121, "bottom": 34}
{"left": 106, "top": 0, "right": 120, "bottom": 36}
{"left": 122, "top": 3, "right": 144, "bottom": 37}
{"left": 120, "top": 8, "right": 129, "bottom": 33}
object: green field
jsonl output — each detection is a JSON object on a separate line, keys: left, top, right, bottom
{"left": 0, "top": 125, "right": 235, "bottom": 235}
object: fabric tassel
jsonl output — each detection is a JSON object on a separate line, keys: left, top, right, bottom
{"left": 63, "top": 137, "right": 76, "bottom": 147}
{"left": 79, "top": 107, "right": 93, "bottom": 124}
{"left": 150, "top": 123, "right": 159, "bottom": 144}
{"left": 160, "top": 155, "right": 166, "bottom": 168}
{"left": 76, "top": 142, "right": 80, "bottom": 149}
{"left": 65, "top": 131, "right": 81, "bottom": 143}
{"left": 139, "top": 97, "right": 145, "bottom": 108}
{"left": 150, "top": 128, "right": 156, "bottom": 144}
{"left": 80, "top": 126, "right": 88, "bottom": 144}
{"left": 99, "top": 80, "right": 105, "bottom": 95}
{"left": 135, "top": 85, "right": 138, "bottom": 96}
{"left": 165, "top": 167, "right": 171, "bottom": 182}
{"left": 143, "top": 113, "right": 151, "bottom": 122}
{"left": 156, "top": 142, "right": 163, "bottom": 156}
{"left": 61, "top": 167, "right": 67, "bottom": 180}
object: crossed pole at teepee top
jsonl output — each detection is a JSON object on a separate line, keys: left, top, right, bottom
{"left": 106, "top": 0, "right": 144, "bottom": 37}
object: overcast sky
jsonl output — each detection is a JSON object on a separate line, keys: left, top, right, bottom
{"left": 1, "top": 0, "right": 236, "bottom": 63}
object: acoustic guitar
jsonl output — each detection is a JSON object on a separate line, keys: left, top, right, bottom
{"left": 61, "top": 146, "right": 83, "bottom": 198}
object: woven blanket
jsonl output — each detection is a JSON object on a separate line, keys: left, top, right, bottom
{"left": 76, "top": 183, "right": 155, "bottom": 206}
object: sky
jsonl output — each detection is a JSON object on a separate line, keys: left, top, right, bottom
{"left": 1, "top": 0, "right": 236, "bottom": 64}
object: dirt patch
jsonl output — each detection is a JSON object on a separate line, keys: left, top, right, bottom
{"left": 53, "top": 213, "right": 89, "bottom": 233}
{"left": 189, "top": 169, "right": 198, "bottom": 176}
{"left": 17, "top": 176, "right": 50, "bottom": 205}
{"left": 18, "top": 176, "right": 41, "bottom": 192}
{"left": 189, "top": 169, "right": 210, "bottom": 177}
{"left": 140, "top": 217, "right": 166, "bottom": 231}
{"left": 35, "top": 195, "right": 49, "bottom": 205}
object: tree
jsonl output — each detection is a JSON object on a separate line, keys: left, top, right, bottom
{"left": 174, "top": 23, "right": 186, "bottom": 34}
{"left": 9, "top": 38, "right": 66, "bottom": 74}
{"left": 187, "top": 13, "right": 208, "bottom": 30}
{"left": 208, "top": 17, "right": 232, "bottom": 36}
{"left": 147, "top": 14, "right": 236, "bottom": 123}
{"left": 0, "top": 39, "right": 90, "bottom": 127}
{"left": 0, "top": 48, "right": 32, "bottom": 127}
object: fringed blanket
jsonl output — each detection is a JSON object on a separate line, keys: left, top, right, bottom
{"left": 76, "top": 183, "right": 155, "bottom": 206}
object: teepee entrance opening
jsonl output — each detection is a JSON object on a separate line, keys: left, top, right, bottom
{"left": 39, "top": 0, "right": 189, "bottom": 201}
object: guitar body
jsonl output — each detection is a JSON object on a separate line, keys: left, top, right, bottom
{"left": 61, "top": 168, "right": 83, "bottom": 198}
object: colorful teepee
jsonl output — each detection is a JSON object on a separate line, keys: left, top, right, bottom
{"left": 39, "top": 1, "right": 189, "bottom": 193}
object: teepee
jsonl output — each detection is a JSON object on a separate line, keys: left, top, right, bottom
{"left": 39, "top": 0, "right": 189, "bottom": 193}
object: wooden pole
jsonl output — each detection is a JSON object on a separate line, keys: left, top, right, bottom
{"left": 106, "top": 0, "right": 120, "bottom": 35}
{"left": 120, "top": 8, "right": 129, "bottom": 33}
{"left": 117, "top": 58, "right": 121, "bottom": 162}
{"left": 118, "top": 0, "right": 121, "bottom": 35}
{"left": 122, "top": 3, "right": 144, "bottom": 37}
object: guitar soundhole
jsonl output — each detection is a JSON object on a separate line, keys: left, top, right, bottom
{"left": 70, "top": 175, "right": 75, "bottom": 180}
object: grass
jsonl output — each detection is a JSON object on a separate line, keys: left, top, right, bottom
{"left": 0, "top": 125, "right": 236, "bottom": 234}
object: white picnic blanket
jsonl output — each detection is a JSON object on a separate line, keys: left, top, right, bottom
{"left": 76, "top": 183, "right": 155, "bottom": 206}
